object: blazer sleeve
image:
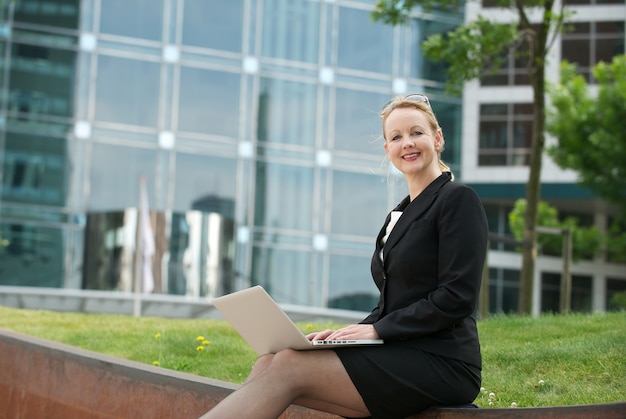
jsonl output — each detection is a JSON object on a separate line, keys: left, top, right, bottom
{"left": 372, "top": 185, "right": 488, "bottom": 340}
{"left": 360, "top": 302, "right": 381, "bottom": 324}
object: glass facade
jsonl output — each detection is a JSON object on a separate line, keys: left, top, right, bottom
{"left": 0, "top": 0, "right": 464, "bottom": 310}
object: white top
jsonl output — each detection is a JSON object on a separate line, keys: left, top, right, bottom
{"left": 380, "top": 210, "right": 403, "bottom": 262}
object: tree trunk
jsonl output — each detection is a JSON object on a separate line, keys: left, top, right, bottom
{"left": 517, "top": 1, "right": 552, "bottom": 315}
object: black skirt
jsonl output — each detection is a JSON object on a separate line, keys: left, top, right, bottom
{"left": 334, "top": 342, "right": 481, "bottom": 419}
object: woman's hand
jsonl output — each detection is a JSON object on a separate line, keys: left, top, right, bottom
{"left": 306, "top": 329, "right": 335, "bottom": 341}
{"left": 306, "top": 324, "right": 379, "bottom": 341}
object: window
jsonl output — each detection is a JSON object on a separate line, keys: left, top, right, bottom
{"left": 9, "top": 44, "right": 75, "bottom": 118}
{"left": 562, "top": 20, "right": 625, "bottom": 82}
{"left": 333, "top": 88, "right": 387, "bottom": 153}
{"left": 88, "top": 144, "right": 158, "bottom": 211}
{"left": 563, "top": 0, "right": 624, "bottom": 5}
{"left": 488, "top": 268, "right": 520, "bottom": 313}
{"left": 173, "top": 153, "right": 237, "bottom": 214}
{"left": 0, "top": 223, "right": 65, "bottom": 287}
{"left": 482, "top": 0, "right": 505, "bottom": 6}
{"left": 100, "top": 0, "right": 163, "bottom": 41}
{"left": 183, "top": 0, "right": 243, "bottom": 52}
{"left": 261, "top": 0, "right": 319, "bottom": 63}
{"left": 410, "top": 18, "right": 460, "bottom": 83}
{"left": 251, "top": 245, "right": 312, "bottom": 305}
{"left": 94, "top": 55, "right": 160, "bottom": 127}
{"left": 257, "top": 78, "right": 317, "bottom": 147}
{"left": 541, "top": 273, "right": 592, "bottom": 313}
{"left": 481, "top": 30, "right": 532, "bottom": 86}
{"left": 480, "top": 48, "right": 531, "bottom": 87}
{"left": 484, "top": 204, "right": 517, "bottom": 252}
{"left": 607, "top": 278, "right": 626, "bottom": 311}
{"left": 331, "top": 171, "right": 388, "bottom": 237}
{"left": 178, "top": 67, "right": 240, "bottom": 137}
{"left": 434, "top": 100, "right": 463, "bottom": 174}
{"left": 13, "top": 0, "right": 79, "bottom": 30}
{"left": 254, "top": 161, "right": 314, "bottom": 231}
{"left": 328, "top": 253, "right": 378, "bottom": 311}
{"left": 337, "top": 7, "right": 393, "bottom": 74}
{"left": 479, "top": 103, "right": 533, "bottom": 166}
{"left": 2, "top": 133, "right": 67, "bottom": 206}
{"left": 606, "top": 217, "right": 626, "bottom": 264}
{"left": 487, "top": 1, "right": 625, "bottom": 7}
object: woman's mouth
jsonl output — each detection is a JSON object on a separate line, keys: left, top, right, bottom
{"left": 402, "top": 152, "right": 420, "bottom": 160}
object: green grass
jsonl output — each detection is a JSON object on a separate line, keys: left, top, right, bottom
{"left": 1, "top": 306, "right": 625, "bottom": 408}
{"left": 476, "top": 312, "right": 626, "bottom": 407}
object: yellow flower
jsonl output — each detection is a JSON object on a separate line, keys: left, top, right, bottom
{"left": 196, "top": 335, "right": 205, "bottom": 341}
{"left": 154, "top": 333, "right": 161, "bottom": 339}
{"left": 306, "top": 324, "right": 313, "bottom": 330}
{"left": 196, "top": 345, "right": 205, "bottom": 351}
{"left": 152, "top": 361, "right": 159, "bottom": 366}
{"left": 203, "top": 340, "right": 211, "bottom": 346}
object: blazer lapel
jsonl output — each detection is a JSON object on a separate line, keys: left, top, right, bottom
{"left": 381, "top": 173, "right": 451, "bottom": 264}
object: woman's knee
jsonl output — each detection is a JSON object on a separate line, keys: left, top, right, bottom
{"left": 261, "top": 349, "right": 311, "bottom": 379}
{"left": 253, "top": 353, "right": 274, "bottom": 370}
{"left": 244, "top": 353, "right": 274, "bottom": 383}
{"left": 270, "top": 348, "right": 301, "bottom": 367}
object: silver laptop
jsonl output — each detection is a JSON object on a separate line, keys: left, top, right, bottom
{"left": 211, "top": 285, "right": 383, "bottom": 355}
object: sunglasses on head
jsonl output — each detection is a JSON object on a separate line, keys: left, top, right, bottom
{"left": 382, "top": 93, "right": 431, "bottom": 112}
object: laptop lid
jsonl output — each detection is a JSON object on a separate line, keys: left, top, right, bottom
{"left": 212, "top": 286, "right": 383, "bottom": 355}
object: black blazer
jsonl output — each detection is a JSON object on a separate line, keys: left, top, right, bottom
{"left": 361, "top": 172, "right": 488, "bottom": 368}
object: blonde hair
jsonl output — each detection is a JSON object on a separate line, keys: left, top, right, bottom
{"left": 380, "top": 96, "right": 454, "bottom": 179}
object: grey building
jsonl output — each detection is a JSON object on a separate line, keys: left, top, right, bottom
{"left": 464, "top": 0, "right": 626, "bottom": 314}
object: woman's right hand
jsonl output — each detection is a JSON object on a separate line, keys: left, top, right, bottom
{"left": 306, "top": 329, "right": 335, "bottom": 341}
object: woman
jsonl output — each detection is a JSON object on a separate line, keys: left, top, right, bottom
{"left": 200, "top": 94, "right": 488, "bottom": 419}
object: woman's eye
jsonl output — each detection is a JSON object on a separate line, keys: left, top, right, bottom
{"left": 412, "top": 131, "right": 423, "bottom": 136}
{"left": 391, "top": 135, "right": 401, "bottom": 141}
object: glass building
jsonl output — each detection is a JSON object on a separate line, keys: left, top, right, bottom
{"left": 0, "top": 0, "right": 464, "bottom": 310}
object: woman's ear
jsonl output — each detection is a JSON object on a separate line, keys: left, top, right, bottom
{"left": 434, "top": 130, "right": 444, "bottom": 151}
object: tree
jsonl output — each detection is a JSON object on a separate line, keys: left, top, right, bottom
{"left": 508, "top": 199, "right": 603, "bottom": 262}
{"left": 372, "top": 0, "right": 568, "bottom": 314}
{"left": 546, "top": 55, "right": 626, "bottom": 220}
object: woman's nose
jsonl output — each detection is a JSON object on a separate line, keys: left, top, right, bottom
{"left": 402, "top": 136, "right": 415, "bottom": 147}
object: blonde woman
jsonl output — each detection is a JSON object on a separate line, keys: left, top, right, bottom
{"left": 201, "top": 94, "right": 488, "bottom": 419}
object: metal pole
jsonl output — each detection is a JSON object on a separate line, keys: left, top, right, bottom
{"left": 479, "top": 244, "right": 490, "bottom": 319}
{"left": 559, "top": 228, "right": 572, "bottom": 314}
{"left": 133, "top": 207, "right": 143, "bottom": 318}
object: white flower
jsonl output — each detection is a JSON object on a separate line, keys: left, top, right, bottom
{"left": 511, "top": 402, "right": 518, "bottom": 408}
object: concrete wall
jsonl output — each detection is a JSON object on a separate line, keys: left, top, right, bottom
{"left": 0, "top": 329, "right": 337, "bottom": 419}
{"left": 1, "top": 328, "right": 624, "bottom": 419}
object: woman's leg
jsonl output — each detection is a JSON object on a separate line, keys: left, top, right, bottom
{"left": 199, "top": 349, "right": 370, "bottom": 419}
{"left": 243, "top": 353, "right": 273, "bottom": 384}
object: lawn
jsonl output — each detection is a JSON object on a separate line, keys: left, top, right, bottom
{"left": 0, "top": 306, "right": 624, "bottom": 408}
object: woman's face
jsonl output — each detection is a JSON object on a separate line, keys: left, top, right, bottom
{"left": 383, "top": 107, "right": 443, "bottom": 180}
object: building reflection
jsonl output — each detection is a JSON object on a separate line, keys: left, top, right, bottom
{"left": 83, "top": 195, "right": 235, "bottom": 299}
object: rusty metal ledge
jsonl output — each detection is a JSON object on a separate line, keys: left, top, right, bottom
{"left": 0, "top": 329, "right": 624, "bottom": 419}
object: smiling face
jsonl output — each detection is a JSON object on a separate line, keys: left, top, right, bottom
{"left": 383, "top": 106, "right": 443, "bottom": 184}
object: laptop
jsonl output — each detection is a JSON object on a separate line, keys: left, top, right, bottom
{"left": 211, "top": 285, "right": 384, "bottom": 355}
